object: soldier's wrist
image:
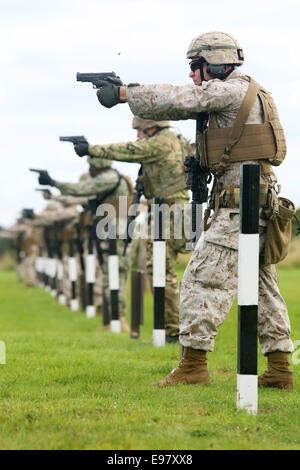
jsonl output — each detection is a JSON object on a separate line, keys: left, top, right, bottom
{"left": 119, "top": 86, "right": 127, "bottom": 102}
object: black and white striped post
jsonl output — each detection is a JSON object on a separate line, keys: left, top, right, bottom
{"left": 237, "top": 164, "right": 260, "bottom": 415}
{"left": 152, "top": 197, "right": 165, "bottom": 347}
{"left": 109, "top": 230, "right": 120, "bottom": 333}
{"left": 68, "top": 239, "right": 79, "bottom": 311}
{"left": 86, "top": 226, "right": 96, "bottom": 318}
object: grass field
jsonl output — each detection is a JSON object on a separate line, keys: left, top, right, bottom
{"left": 0, "top": 266, "right": 299, "bottom": 450}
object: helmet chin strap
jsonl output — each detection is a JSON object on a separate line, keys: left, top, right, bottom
{"left": 197, "top": 57, "right": 235, "bottom": 82}
{"left": 206, "top": 63, "right": 235, "bottom": 80}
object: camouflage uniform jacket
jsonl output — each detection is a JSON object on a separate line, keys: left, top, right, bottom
{"left": 51, "top": 194, "right": 89, "bottom": 207}
{"left": 55, "top": 169, "right": 130, "bottom": 201}
{"left": 88, "top": 129, "right": 191, "bottom": 202}
{"left": 127, "top": 68, "right": 279, "bottom": 249}
{"left": 32, "top": 201, "right": 77, "bottom": 227}
{"left": 54, "top": 169, "right": 132, "bottom": 236}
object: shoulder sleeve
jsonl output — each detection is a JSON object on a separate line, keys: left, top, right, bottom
{"left": 127, "top": 81, "right": 242, "bottom": 120}
{"left": 89, "top": 137, "right": 161, "bottom": 163}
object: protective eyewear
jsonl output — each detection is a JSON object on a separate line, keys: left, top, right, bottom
{"left": 189, "top": 59, "right": 203, "bottom": 72}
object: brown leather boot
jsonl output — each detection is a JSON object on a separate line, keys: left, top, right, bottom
{"left": 258, "top": 352, "right": 293, "bottom": 390}
{"left": 152, "top": 348, "right": 211, "bottom": 387}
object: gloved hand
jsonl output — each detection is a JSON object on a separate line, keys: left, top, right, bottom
{"left": 38, "top": 171, "right": 55, "bottom": 186}
{"left": 96, "top": 85, "right": 123, "bottom": 108}
{"left": 74, "top": 142, "right": 90, "bottom": 157}
{"left": 95, "top": 75, "right": 124, "bottom": 108}
{"left": 96, "top": 75, "right": 124, "bottom": 87}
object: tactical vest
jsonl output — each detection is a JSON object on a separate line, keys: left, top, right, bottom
{"left": 197, "top": 76, "right": 287, "bottom": 172}
{"left": 139, "top": 130, "right": 191, "bottom": 200}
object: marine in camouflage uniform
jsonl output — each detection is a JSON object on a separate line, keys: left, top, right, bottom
{"left": 2, "top": 220, "right": 31, "bottom": 284}
{"left": 41, "top": 160, "right": 133, "bottom": 331}
{"left": 96, "top": 31, "right": 294, "bottom": 389}
{"left": 17, "top": 214, "right": 40, "bottom": 287}
{"left": 78, "top": 117, "right": 192, "bottom": 339}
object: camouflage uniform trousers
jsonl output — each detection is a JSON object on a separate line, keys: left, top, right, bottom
{"left": 23, "top": 251, "right": 37, "bottom": 287}
{"left": 180, "top": 210, "right": 294, "bottom": 355}
{"left": 62, "top": 253, "right": 72, "bottom": 303}
{"left": 101, "top": 239, "right": 132, "bottom": 320}
{"left": 146, "top": 203, "right": 189, "bottom": 337}
{"left": 16, "top": 255, "right": 26, "bottom": 282}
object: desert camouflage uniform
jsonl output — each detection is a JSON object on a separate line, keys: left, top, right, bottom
{"left": 4, "top": 221, "right": 29, "bottom": 283}
{"left": 126, "top": 68, "right": 293, "bottom": 355}
{"left": 17, "top": 220, "right": 40, "bottom": 287}
{"left": 88, "top": 128, "right": 192, "bottom": 336}
{"left": 55, "top": 167, "right": 133, "bottom": 320}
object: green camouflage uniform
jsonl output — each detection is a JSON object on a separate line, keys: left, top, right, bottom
{"left": 88, "top": 128, "right": 192, "bottom": 337}
{"left": 54, "top": 166, "right": 133, "bottom": 321}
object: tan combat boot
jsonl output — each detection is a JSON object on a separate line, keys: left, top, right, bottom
{"left": 152, "top": 348, "right": 211, "bottom": 387}
{"left": 97, "top": 324, "right": 110, "bottom": 332}
{"left": 120, "top": 316, "right": 130, "bottom": 332}
{"left": 258, "top": 352, "right": 293, "bottom": 390}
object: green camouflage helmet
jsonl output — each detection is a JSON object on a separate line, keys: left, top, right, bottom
{"left": 87, "top": 155, "right": 112, "bottom": 168}
{"left": 187, "top": 31, "right": 244, "bottom": 65}
{"left": 132, "top": 116, "right": 170, "bottom": 131}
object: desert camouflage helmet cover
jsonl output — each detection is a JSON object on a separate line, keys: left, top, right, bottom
{"left": 87, "top": 155, "right": 112, "bottom": 168}
{"left": 187, "top": 31, "right": 244, "bottom": 66}
{"left": 132, "top": 116, "right": 170, "bottom": 131}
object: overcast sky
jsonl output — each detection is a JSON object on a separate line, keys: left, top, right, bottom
{"left": 1, "top": 0, "right": 300, "bottom": 227}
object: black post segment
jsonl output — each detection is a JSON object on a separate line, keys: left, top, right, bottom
{"left": 79, "top": 274, "right": 87, "bottom": 311}
{"left": 153, "top": 197, "right": 165, "bottom": 242}
{"left": 87, "top": 282, "right": 94, "bottom": 308}
{"left": 109, "top": 237, "right": 117, "bottom": 256}
{"left": 154, "top": 288, "right": 165, "bottom": 330}
{"left": 130, "top": 270, "right": 144, "bottom": 339}
{"left": 71, "top": 281, "right": 77, "bottom": 300}
{"left": 237, "top": 305, "right": 258, "bottom": 375}
{"left": 240, "top": 164, "right": 260, "bottom": 234}
{"left": 111, "top": 291, "right": 119, "bottom": 321}
{"left": 69, "top": 239, "right": 76, "bottom": 301}
{"left": 102, "top": 296, "right": 110, "bottom": 326}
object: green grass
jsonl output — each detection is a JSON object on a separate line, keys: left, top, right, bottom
{"left": 0, "top": 267, "right": 300, "bottom": 450}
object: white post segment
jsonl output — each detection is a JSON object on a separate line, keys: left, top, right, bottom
{"left": 238, "top": 234, "right": 259, "bottom": 306}
{"left": 237, "top": 375, "right": 258, "bottom": 415}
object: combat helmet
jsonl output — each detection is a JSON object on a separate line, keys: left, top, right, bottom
{"left": 132, "top": 116, "right": 170, "bottom": 131}
{"left": 187, "top": 31, "right": 244, "bottom": 65}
